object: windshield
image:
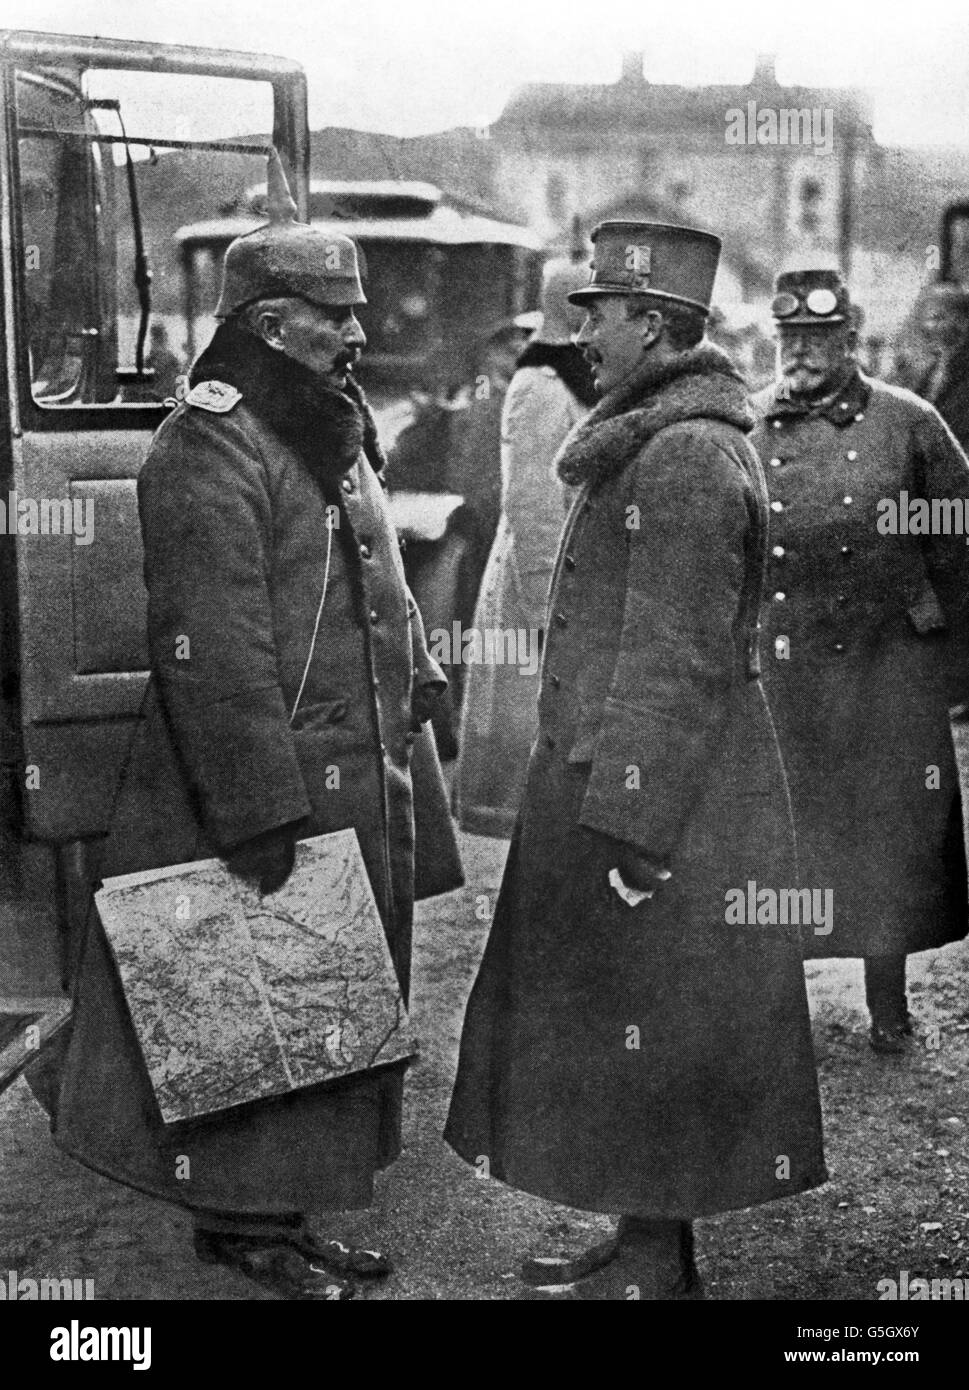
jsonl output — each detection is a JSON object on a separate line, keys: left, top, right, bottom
{"left": 15, "top": 66, "right": 275, "bottom": 408}
{"left": 355, "top": 240, "right": 441, "bottom": 358}
{"left": 17, "top": 71, "right": 102, "bottom": 403}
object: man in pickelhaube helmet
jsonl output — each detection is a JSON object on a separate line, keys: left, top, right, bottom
{"left": 752, "top": 268, "right": 969, "bottom": 1054}
{"left": 44, "top": 152, "right": 462, "bottom": 1299}
{"left": 446, "top": 222, "right": 827, "bottom": 1298}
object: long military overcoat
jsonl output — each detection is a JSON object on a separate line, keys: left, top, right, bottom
{"left": 752, "top": 370, "right": 969, "bottom": 959}
{"left": 445, "top": 345, "right": 827, "bottom": 1217}
{"left": 44, "top": 321, "right": 463, "bottom": 1216}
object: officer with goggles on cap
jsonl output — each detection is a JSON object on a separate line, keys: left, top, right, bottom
{"left": 752, "top": 268, "right": 969, "bottom": 1055}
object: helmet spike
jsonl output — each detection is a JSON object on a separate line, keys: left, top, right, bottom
{"left": 266, "top": 148, "right": 298, "bottom": 224}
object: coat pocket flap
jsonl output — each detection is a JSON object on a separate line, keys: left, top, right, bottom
{"left": 290, "top": 698, "right": 350, "bottom": 732}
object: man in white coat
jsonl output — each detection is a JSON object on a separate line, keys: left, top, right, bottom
{"left": 455, "top": 258, "right": 597, "bottom": 834}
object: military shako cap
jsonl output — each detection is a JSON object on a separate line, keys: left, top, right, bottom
{"left": 568, "top": 221, "right": 721, "bottom": 316}
{"left": 771, "top": 268, "right": 850, "bottom": 326}
{"left": 215, "top": 149, "right": 367, "bottom": 318}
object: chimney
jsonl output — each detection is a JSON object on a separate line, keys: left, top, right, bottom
{"left": 752, "top": 52, "right": 777, "bottom": 86}
{"left": 620, "top": 51, "right": 645, "bottom": 86}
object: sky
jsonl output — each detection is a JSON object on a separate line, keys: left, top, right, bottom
{"left": 4, "top": 0, "right": 969, "bottom": 147}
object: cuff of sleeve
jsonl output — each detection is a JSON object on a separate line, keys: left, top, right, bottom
{"left": 163, "top": 681, "right": 313, "bottom": 850}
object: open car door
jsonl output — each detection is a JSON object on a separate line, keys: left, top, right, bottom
{"left": 0, "top": 29, "right": 308, "bottom": 1085}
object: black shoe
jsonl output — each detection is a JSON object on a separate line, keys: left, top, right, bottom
{"left": 293, "top": 1233, "right": 392, "bottom": 1278}
{"left": 521, "top": 1220, "right": 704, "bottom": 1301}
{"left": 521, "top": 1232, "right": 620, "bottom": 1287}
{"left": 194, "top": 1229, "right": 355, "bottom": 1300}
{"left": 518, "top": 1281, "right": 582, "bottom": 1300}
{"left": 869, "top": 1022, "right": 912, "bottom": 1055}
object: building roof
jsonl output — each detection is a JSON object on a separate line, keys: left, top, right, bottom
{"left": 494, "top": 54, "right": 873, "bottom": 141}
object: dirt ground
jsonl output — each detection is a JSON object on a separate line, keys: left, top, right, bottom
{"left": 1, "top": 826, "right": 967, "bottom": 1302}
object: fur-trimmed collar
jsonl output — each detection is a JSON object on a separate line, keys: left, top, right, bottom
{"left": 190, "top": 319, "right": 388, "bottom": 483}
{"left": 555, "top": 342, "right": 753, "bottom": 487}
{"left": 515, "top": 340, "right": 599, "bottom": 408}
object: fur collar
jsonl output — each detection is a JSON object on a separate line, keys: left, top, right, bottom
{"left": 190, "top": 319, "right": 388, "bottom": 484}
{"left": 556, "top": 342, "right": 752, "bottom": 487}
{"left": 515, "top": 340, "right": 599, "bottom": 408}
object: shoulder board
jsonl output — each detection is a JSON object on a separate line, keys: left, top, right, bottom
{"left": 185, "top": 380, "right": 242, "bottom": 414}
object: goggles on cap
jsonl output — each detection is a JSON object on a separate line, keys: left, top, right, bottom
{"left": 771, "top": 287, "right": 841, "bottom": 319}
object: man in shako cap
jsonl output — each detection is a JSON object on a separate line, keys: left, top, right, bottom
{"left": 446, "top": 222, "right": 826, "bottom": 1298}
{"left": 44, "top": 152, "right": 462, "bottom": 1299}
{"left": 752, "top": 269, "right": 969, "bottom": 1052}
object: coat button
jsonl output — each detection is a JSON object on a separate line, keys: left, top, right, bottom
{"left": 370, "top": 609, "right": 379, "bottom": 624}
{"left": 833, "top": 642, "right": 845, "bottom": 653}
{"left": 772, "top": 544, "right": 785, "bottom": 558}
{"left": 565, "top": 554, "right": 576, "bottom": 570}
{"left": 774, "top": 591, "right": 786, "bottom": 601}
{"left": 846, "top": 450, "right": 858, "bottom": 461}
{"left": 854, "top": 413, "right": 864, "bottom": 422}
{"left": 843, "top": 496, "right": 853, "bottom": 505}
{"left": 342, "top": 477, "right": 354, "bottom": 493}
{"left": 769, "top": 457, "right": 782, "bottom": 467}
{"left": 837, "top": 593, "right": 847, "bottom": 605}
{"left": 840, "top": 546, "right": 852, "bottom": 557}
{"left": 555, "top": 612, "right": 567, "bottom": 627}
{"left": 772, "top": 419, "right": 782, "bottom": 429}
{"left": 770, "top": 500, "right": 784, "bottom": 513}
{"left": 359, "top": 542, "right": 371, "bottom": 559}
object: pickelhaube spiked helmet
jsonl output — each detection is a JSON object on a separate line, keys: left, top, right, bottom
{"left": 214, "top": 149, "right": 367, "bottom": 318}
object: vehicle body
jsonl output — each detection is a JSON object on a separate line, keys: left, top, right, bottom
{"left": 0, "top": 29, "right": 309, "bottom": 1065}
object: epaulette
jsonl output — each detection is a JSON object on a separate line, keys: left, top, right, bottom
{"left": 185, "top": 380, "right": 242, "bottom": 413}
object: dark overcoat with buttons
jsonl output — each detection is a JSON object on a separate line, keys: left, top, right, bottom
{"left": 445, "top": 345, "right": 827, "bottom": 1217}
{"left": 752, "top": 370, "right": 969, "bottom": 959}
{"left": 44, "top": 322, "right": 463, "bottom": 1216}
